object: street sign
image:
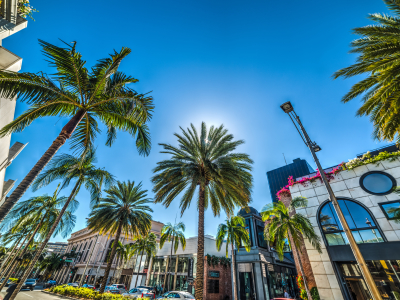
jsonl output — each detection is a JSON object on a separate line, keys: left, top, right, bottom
{"left": 63, "top": 256, "right": 67, "bottom": 260}
{"left": 65, "top": 259, "right": 73, "bottom": 263}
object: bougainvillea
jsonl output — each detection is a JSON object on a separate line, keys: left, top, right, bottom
{"left": 296, "top": 275, "right": 307, "bottom": 300}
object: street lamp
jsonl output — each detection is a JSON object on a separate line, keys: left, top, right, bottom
{"left": 280, "top": 101, "right": 382, "bottom": 300}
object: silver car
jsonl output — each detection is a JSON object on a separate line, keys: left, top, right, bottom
{"left": 161, "top": 291, "right": 195, "bottom": 300}
{"left": 123, "top": 287, "right": 154, "bottom": 299}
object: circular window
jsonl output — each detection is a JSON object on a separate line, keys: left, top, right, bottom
{"left": 360, "top": 171, "right": 396, "bottom": 195}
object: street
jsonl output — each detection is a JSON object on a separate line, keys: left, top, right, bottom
{"left": 0, "top": 287, "right": 67, "bottom": 300}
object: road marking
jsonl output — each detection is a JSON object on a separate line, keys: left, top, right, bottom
{"left": 21, "top": 292, "right": 33, "bottom": 298}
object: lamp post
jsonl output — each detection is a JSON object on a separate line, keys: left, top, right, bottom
{"left": 280, "top": 101, "right": 382, "bottom": 300}
{"left": 79, "top": 235, "right": 100, "bottom": 287}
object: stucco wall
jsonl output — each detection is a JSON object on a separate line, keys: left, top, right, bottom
{"left": 289, "top": 157, "right": 400, "bottom": 300}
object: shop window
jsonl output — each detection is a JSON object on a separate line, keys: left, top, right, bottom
{"left": 177, "top": 257, "right": 188, "bottom": 273}
{"left": 379, "top": 200, "right": 400, "bottom": 220}
{"left": 256, "top": 225, "right": 268, "bottom": 249}
{"left": 207, "top": 279, "right": 219, "bottom": 293}
{"left": 319, "top": 199, "right": 384, "bottom": 246}
{"left": 360, "top": 171, "right": 396, "bottom": 195}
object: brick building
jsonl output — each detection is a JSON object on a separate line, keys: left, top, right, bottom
{"left": 203, "top": 257, "right": 232, "bottom": 300}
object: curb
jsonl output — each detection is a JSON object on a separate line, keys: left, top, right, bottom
{"left": 41, "top": 290, "right": 87, "bottom": 300}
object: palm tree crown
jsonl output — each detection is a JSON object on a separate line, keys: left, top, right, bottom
{"left": 160, "top": 222, "right": 186, "bottom": 253}
{"left": 87, "top": 180, "right": 153, "bottom": 293}
{"left": 152, "top": 122, "right": 253, "bottom": 300}
{"left": 216, "top": 216, "right": 250, "bottom": 257}
{"left": 333, "top": 0, "right": 400, "bottom": 143}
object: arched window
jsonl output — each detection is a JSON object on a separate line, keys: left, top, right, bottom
{"left": 104, "top": 239, "right": 114, "bottom": 262}
{"left": 319, "top": 199, "right": 385, "bottom": 246}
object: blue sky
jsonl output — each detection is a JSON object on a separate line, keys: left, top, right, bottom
{"left": 3, "top": 0, "right": 393, "bottom": 242}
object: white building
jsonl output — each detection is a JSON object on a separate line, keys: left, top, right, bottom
{"left": 288, "top": 145, "right": 400, "bottom": 300}
{"left": 0, "top": 0, "right": 28, "bottom": 215}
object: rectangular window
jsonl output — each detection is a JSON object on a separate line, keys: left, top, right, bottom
{"left": 207, "top": 279, "right": 219, "bottom": 293}
{"left": 379, "top": 201, "right": 400, "bottom": 220}
{"left": 256, "top": 225, "right": 268, "bottom": 249}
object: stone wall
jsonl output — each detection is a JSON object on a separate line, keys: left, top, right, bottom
{"left": 203, "top": 257, "right": 232, "bottom": 300}
{"left": 289, "top": 157, "right": 400, "bottom": 300}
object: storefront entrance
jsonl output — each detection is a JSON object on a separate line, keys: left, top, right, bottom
{"left": 238, "top": 263, "right": 256, "bottom": 300}
{"left": 337, "top": 261, "right": 400, "bottom": 300}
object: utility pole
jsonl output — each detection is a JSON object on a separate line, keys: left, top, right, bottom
{"left": 280, "top": 101, "right": 382, "bottom": 300}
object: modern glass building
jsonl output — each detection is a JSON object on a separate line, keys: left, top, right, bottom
{"left": 267, "top": 158, "right": 314, "bottom": 202}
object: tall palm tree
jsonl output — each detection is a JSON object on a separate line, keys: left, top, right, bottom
{"left": 0, "top": 189, "right": 78, "bottom": 291}
{"left": 131, "top": 233, "right": 157, "bottom": 288}
{"left": 8, "top": 151, "right": 112, "bottom": 299}
{"left": 152, "top": 122, "right": 253, "bottom": 300}
{"left": 261, "top": 197, "right": 322, "bottom": 300}
{"left": 159, "top": 222, "right": 186, "bottom": 291}
{"left": 38, "top": 253, "right": 64, "bottom": 280}
{"left": 110, "top": 240, "right": 127, "bottom": 284}
{"left": 216, "top": 215, "right": 250, "bottom": 300}
{"left": 87, "top": 181, "right": 153, "bottom": 293}
{"left": 0, "top": 39, "right": 153, "bottom": 224}
{"left": 333, "top": 0, "right": 400, "bottom": 144}
{"left": 118, "top": 243, "right": 135, "bottom": 283}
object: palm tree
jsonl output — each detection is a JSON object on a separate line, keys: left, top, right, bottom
{"left": 216, "top": 215, "right": 250, "bottom": 300}
{"left": 110, "top": 240, "right": 127, "bottom": 284}
{"left": 261, "top": 197, "right": 322, "bottom": 300}
{"left": 87, "top": 181, "right": 153, "bottom": 293}
{"left": 333, "top": 0, "right": 400, "bottom": 144}
{"left": 152, "top": 122, "right": 253, "bottom": 300}
{"left": 7, "top": 151, "right": 112, "bottom": 298}
{"left": 0, "top": 189, "right": 78, "bottom": 291}
{"left": 0, "top": 39, "right": 153, "bottom": 224}
{"left": 131, "top": 233, "right": 157, "bottom": 288}
{"left": 118, "top": 243, "right": 135, "bottom": 283}
{"left": 159, "top": 222, "right": 186, "bottom": 291}
{"left": 38, "top": 253, "right": 64, "bottom": 280}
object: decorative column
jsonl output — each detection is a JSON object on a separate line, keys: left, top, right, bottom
{"left": 173, "top": 255, "right": 179, "bottom": 290}
{"left": 163, "top": 256, "right": 169, "bottom": 291}
{"left": 145, "top": 256, "right": 154, "bottom": 286}
{"left": 279, "top": 191, "right": 317, "bottom": 290}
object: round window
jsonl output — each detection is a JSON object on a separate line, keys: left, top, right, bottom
{"left": 360, "top": 171, "right": 396, "bottom": 195}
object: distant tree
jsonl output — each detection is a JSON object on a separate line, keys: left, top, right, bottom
{"left": 87, "top": 181, "right": 153, "bottom": 293}
{"left": 131, "top": 233, "right": 157, "bottom": 288}
{"left": 216, "top": 215, "right": 250, "bottom": 300}
{"left": 159, "top": 222, "right": 186, "bottom": 291}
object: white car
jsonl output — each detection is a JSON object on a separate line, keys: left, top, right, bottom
{"left": 161, "top": 291, "right": 195, "bottom": 300}
{"left": 123, "top": 287, "right": 155, "bottom": 299}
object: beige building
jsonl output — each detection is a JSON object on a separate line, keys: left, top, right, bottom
{"left": 0, "top": 0, "right": 28, "bottom": 215}
{"left": 55, "top": 220, "right": 164, "bottom": 288}
{"left": 47, "top": 242, "right": 68, "bottom": 255}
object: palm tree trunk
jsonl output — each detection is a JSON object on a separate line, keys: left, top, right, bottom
{"left": 0, "top": 235, "right": 24, "bottom": 276}
{"left": 8, "top": 179, "right": 81, "bottom": 300}
{"left": 134, "top": 251, "right": 143, "bottom": 288}
{"left": 288, "top": 231, "right": 312, "bottom": 300}
{"left": 0, "top": 109, "right": 86, "bottom": 223}
{"left": 0, "top": 217, "right": 43, "bottom": 291}
{"left": 231, "top": 243, "right": 238, "bottom": 300}
{"left": 167, "top": 236, "right": 174, "bottom": 291}
{"left": 195, "top": 186, "right": 205, "bottom": 300}
{"left": 100, "top": 222, "right": 122, "bottom": 294}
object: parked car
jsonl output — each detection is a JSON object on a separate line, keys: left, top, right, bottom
{"left": 67, "top": 282, "right": 79, "bottom": 287}
{"left": 44, "top": 280, "right": 56, "bottom": 288}
{"left": 111, "top": 284, "right": 126, "bottom": 291}
{"left": 106, "top": 287, "right": 124, "bottom": 294}
{"left": 5, "top": 279, "right": 16, "bottom": 287}
{"left": 159, "top": 291, "right": 195, "bottom": 299}
{"left": 123, "top": 287, "right": 155, "bottom": 299}
{"left": 137, "top": 285, "right": 156, "bottom": 293}
{"left": 82, "top": 284, "right": 96, "bottom": 290}
{"left": 21, "top": 278, "right": 37, "bottom": 291}
{"left": 156, "top": 292, "right": 170, "bottom": 299}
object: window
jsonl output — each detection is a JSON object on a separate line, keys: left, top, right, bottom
{"left": 256, "top": 225, "right": 268, "bottom": 249}
{"left": 379, "top": 200, "right": 400, "bottom": 220}
{"left": 319, "top": 199, "right": 384, "bottom": 246}
{"left": 177, "top": 257, "right": 188, "bottom": 273}
{"left": 241, "top": 218, "right": 253, "bottom": 247}
{"left": 207, "top": 279, "right": 219, "bottom": 293}
{"left": 360, "top": 171, "right": 396, "bottom": 195}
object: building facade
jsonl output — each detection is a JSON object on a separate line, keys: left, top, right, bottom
{"left": 267, "top": 158, "right": 314, "bottom": 202}
{"left": 47, "top": 242, "right": 68, "bottom": 255}
{"left": 0, "top": 0, "right": 28, "bottom": 215}
{"left": 288, "top": 147, "right": 400, "bottom": 300}
{"left": 234, "top": 207, "right": 298, "bottom": 300}
{"left": 55, "top": 220, "right": 164, "bottom": 287}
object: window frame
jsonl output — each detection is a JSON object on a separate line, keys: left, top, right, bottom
{"left": 359, "top": 171, "right": 396, "bottom": 196}
{"left": 378, "top": 200, "right": 400, "bottom": 220}
{"left": 317, "top": 198, "right": 387, "bottom": 247}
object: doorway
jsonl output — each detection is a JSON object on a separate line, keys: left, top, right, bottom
{"left": 238, "top": 263, "right": 255, "bottom": 300}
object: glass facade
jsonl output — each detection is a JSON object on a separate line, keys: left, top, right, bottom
{"left": 338, "top": 261, "right": 400, "bottom": 300}
{"left": 319, "top": 199, "right": 384, "bottom": 246}
{"left": 380, "top": 201, "right": 400, "bottom": 220}
{"left": 267, "top": 158, "right": 314, "bottom": 202}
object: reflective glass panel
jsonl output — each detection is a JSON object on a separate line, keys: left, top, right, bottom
{"left": 358, "top": 229, "right": 384, "bottom": 243}
{"left": 362, "top": 173, "right": 393, "bottom": 194}
{"left": 256, "top": 225, "right": 268, "bottom": 249}
{"left": 325, "top": 233, "right": 346, "bottom": 245}
{"left": 338, "top": 200, "right": 356, "bottom": 229}
{"left": 381, "top": 202, "right": 400, "bottom": 219}
{"left": 320, "top": 203, "right": 341, "bottom": 232}
{"left": 345, "top": 201, "right": 376, "bottom": 228}
{"left": 352, "top": 231, "right": 364, "bottom": 244}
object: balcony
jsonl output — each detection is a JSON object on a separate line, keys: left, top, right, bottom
{"left": 0, "top": 0, "right": 27, "bottom": 41}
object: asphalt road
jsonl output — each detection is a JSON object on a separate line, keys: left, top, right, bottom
{"left": 0, "top": 287, "right": 65, "bottom": 300}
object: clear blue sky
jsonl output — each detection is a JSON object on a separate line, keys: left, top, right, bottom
{"left": 3, "top": 0, "right": 392, "bottom": 242}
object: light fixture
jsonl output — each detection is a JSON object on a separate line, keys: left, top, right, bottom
{"left": 313, "top": 145, "right": 322, "bottom": 152}
{"left": 280, "top": 101, "right": 293, "bottom": 113}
